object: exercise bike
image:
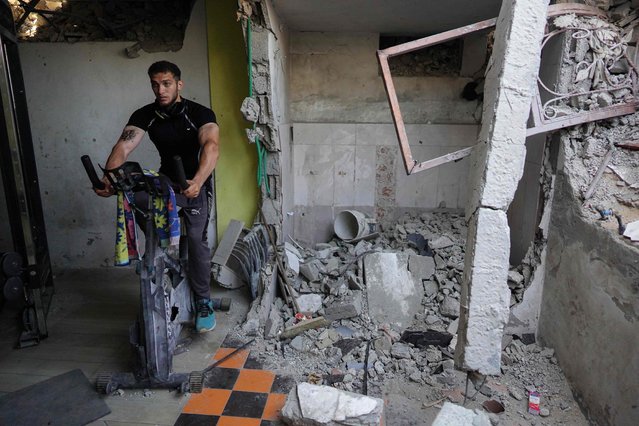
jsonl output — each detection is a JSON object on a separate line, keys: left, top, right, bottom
{"left": 81, "top": 155, "right": 229, "bottom": 394}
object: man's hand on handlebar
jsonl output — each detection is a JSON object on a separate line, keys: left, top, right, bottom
{"left": 94, "top": 176, "right": 115, "bottom": 197}
{"left": 182, "top": 180, "right": 202, "bottom": 199}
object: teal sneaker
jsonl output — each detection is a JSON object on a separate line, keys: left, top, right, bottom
{"left": 195, "top": 298, "right": 216, "bottom": 333}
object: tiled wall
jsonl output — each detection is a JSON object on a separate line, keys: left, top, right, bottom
{"left": 290, "top": 123, "right": 479, "bottom": 242}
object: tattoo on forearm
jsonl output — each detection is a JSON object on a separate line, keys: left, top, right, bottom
{"left": 120, "top": 129, "right": 136, "bottom": 142}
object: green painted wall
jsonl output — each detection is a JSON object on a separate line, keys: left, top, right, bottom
{"left": 206, "top": 0, "right": 258, "bottom": 239}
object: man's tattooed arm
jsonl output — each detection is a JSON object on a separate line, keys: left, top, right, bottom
{"left": 120, "top": 129, "right": 137, "bottom": 142}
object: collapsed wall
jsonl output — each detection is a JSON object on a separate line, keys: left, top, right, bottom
{"left": 537, "top": 4, "right": 639, "bottom": 425}
{"left": 455, "top": 0, "right": 550, "bottom": 375}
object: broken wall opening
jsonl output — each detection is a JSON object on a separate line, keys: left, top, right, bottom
{"left": 537, "top": 3, "right": 639, "bottom": 423}
{"left": 288, "top": 29, "right": 489, "bottom": 243}
{"left": 8, "top": 0, "right": 196, "bottom": 53}
{"left": 239, "top": 0, "right": 637, "bottom": 424}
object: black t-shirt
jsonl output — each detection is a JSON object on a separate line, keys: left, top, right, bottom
{"left": 127, "top": 98, "right": 217, "bottom": 182}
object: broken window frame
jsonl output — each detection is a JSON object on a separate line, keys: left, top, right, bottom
{"left": 378, "top": 3, "right": 633, "bottom": 175}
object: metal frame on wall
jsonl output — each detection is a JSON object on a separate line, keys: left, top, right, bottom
{"left": 377, "top": 3, "right": 635, "bottom": 175}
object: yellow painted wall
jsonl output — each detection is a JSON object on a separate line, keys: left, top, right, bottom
{"left": 206, "top": 0, "right": 258, "bottom": 240}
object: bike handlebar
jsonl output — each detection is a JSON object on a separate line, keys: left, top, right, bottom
{"left": 81, "top": 155, "right": 106, "bottom": 190}
{"left": 81, "top": 154, "right": 189, "bottom": 192}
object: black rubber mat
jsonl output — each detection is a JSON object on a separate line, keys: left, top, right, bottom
{"left": 0, "top": 369, "right": 110, "bottom": 426}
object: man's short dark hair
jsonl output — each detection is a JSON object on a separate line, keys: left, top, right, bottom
{"left": 148, "top": 61, "right": 181, "bottom": 80}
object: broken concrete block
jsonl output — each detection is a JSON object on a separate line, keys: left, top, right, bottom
{"left": 285, "top": 242, "right": 303, "bottom": 275}
{"left": 334, "top": 338, "right": 362, "bottom": 356}
{"left": 364, "top": 253, "right": 421, "bottom": 330}
{"left": 440, "top": 296, "right": 460, "bottom": 319}
{"left": 324, "top": 292, "right": 363, "bottom": 321}
{"left": 324, "top": 278, "right": 347, "bottom": 296}
{"left": 425, "top": 347, "right": 443, "bottom": 364}
{"left": 373, "top": 336, "right": 392, "bottom": 353}
{"left": 432, "top": 402, "right": 491, "bottom": 426}
{"left": 290, "top": 335, "right": 313, "bottom": 352}
{"left": 507, "top": 270, "right": 524, "bottom": 285}
{"left": 408, "top": 254, "right": 436, "bottom": 281}
{"left": 297, "top": 294, "right": 324, "bottom": 314}
{"left": 300, "top": 259, "right": 324, "bottom": 282}
{"left": 390, "top": 342, "right": 411, "bottom": 360}
{"left": 429, "top": 236, "right": 455, "bottom": 249}
{"left": 316, "top": 329, "right": 341, "bottom": 350}
{"left": 424, "top": 280, "right": 439, "bottom": 298}
{"left": 264, "top": 307, "right": 283, "bottom": 339}
{"left": 281, "top": 382, "right": 384, "bottom": 426}
{"left": 240, "top": 96, "right": 260, "bottom": 122}
{"left": 456, "top": 209, "right": 511, "bottom": 375}
{"left": 346, "top": 271, "right": 363, "bottom": 290}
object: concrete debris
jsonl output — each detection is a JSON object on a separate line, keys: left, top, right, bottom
{"left": 324, "top": 293, "right": 363, "bottom": 321}
{"left": 439, "top": 295, "right": 460, "bottom": 319}
{"left": 11, "top": 0, "right": 191, "bottom": 50}
{"left": 290, "top": 335, "right": 313, "bottom": 353}
{"left": 365, "top": 252, "right": 422, "bottom": 329}
{"left": 241, "top": 96, "right": 261, "bottom": 122}
{"left": 296, "top": 294, "right": 323, "bottom": 314}
{"left": 431, "top": 402, "right": 491, "bottom": 426}
{"left": 300, "top": 259, "right": 324, "bottom": 282}
{"left": 390, "top": 342, "right": 412, "bottom": 360}
{"left": 264, "top": 306, "right": 283, "bottom": 339}
{"left": 408, "top": 254, "right": 436, "bottom": 282}
{"left": 285, "top": 243, "right": 302, "bottom": 274}
{"left": 281, "top": 382, "right": 384, "bottom": 426}
{"left": 622, "top": 219, "right": 639, "bottom": 240}
{"left": 225, "top": 211, "right": 583, "bottom": 424}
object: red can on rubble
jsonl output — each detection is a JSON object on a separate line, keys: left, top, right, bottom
{"left": 528, "top": 391, "right": 541, "bottom": 415}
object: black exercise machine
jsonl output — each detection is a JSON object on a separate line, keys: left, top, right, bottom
{"left": 82, "top": 155, "right": 230, "bottom": 393}
{"left": 0, "top": 0, "right": 54, "bottom": 348}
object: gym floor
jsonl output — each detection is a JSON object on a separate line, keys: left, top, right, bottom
{"left": 0, "top": 268, "right": 285, "bottom": 426}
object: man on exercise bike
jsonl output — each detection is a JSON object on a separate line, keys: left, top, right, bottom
{"left": 94, "top": 60, "right": 219, "bottom": 333}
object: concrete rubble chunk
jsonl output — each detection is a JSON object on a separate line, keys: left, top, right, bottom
{"left": 507, "top": 270, "right": 524, "bottom": 284}
{"left": 281, "top": 382, "right": 384, "bottom": 426}
{"left": 408, "top": 254, "right": 436, "bottom": 281}
{"left": 456, "top": 209, "right": 511, "bottom": 375}
{"left": 364, "top": 252, "right": 422, "bottom": 329}
{"left": 373, "top": 336, "right": 392, "bottom": 352}
{"left": 390, "top": 342, "right": 411, "bottom": 359}
{"left": 324, "top": 292, "right": 363, "bottom": 321}
{"left": 240, "top": 96, "right": 260, "bottom": 122}
{"left": 429, "top": 235, "right": 455, "bottom": 249}
{"left": 432, "top": 402, "right": 491, "bottom": 426}
{"left": 424, "top": 280, "right": 439, "bottom": 297}
{"left": 264, "top": 307, "right": 283, "bottom": 339}
{"left": 316, "top": 329, "right": 341, "bottom": 349}
{"left": 440, "top": 295, "right": 460, "bottom": 319}
{"left": 297, "top": 294, "right": 324, "bottom": 314}
{"left": 300, "top": 259, "right": 324, "bottom": 282}
{"left": 290, "top": 335, "right": 313, "bottom": 352}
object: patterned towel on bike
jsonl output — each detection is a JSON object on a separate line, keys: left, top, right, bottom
{"left": 115, "top": 170, "right": 180, "bottom": 266}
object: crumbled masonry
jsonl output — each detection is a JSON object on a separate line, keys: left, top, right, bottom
{"left": 227, "top": 211, "right": 588, "bottom": 424}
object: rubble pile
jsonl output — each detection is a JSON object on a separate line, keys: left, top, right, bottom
{"left": 225, "top": 211, "right": 587, "bottom": 424}
{"left": 552, "top": 6, "right": 637, "bottom": 115}
{"left": 8, "top": 0, "right": 191, "bottom": 50}
{"left": 554, "top": 3, "right": 639, "bottom": 240}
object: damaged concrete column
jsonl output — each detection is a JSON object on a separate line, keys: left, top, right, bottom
{"left": 455, "top": 0, "right": 549, "bottom": 375}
